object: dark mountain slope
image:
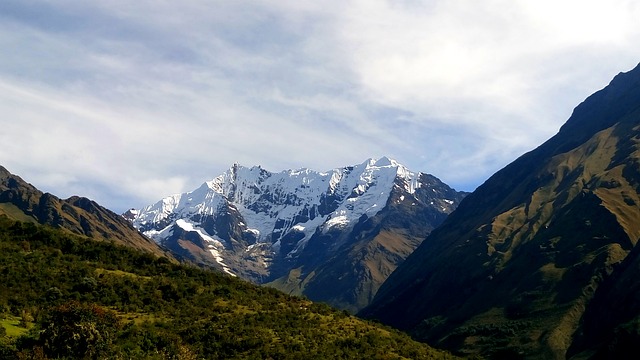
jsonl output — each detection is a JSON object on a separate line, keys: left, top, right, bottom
{"left": 361, "top": 63, "right": 640, "bottom": 359}
{"left": 0, "top": 166, "right": 169, "bottom": 257}
{"left": 567, "top": 236, "right": 640, "bottom": 359}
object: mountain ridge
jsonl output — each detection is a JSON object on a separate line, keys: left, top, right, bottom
{"left": 0, "top": 165, "right": 171, "bottom": 258}
{"left": 361, "top": 63, "right": 640, "bottom": 358}
{"left": 129, "top": 157, "right": 467, "bottom": 311}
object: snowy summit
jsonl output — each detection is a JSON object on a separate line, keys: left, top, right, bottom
{"left": 128, "top": 157, "right": 464, "bottom": 282}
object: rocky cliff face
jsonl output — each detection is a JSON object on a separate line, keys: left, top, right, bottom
{"left": 0, "top": 166, "right": 170, "bottom": 258}
{"left": 361, "top": 63, "right": 640, "bottom": 359}
{"left": 129, "top": 158, "right": 467, "bottom": 311}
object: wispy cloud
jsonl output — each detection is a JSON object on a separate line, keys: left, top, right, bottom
{"left": 1, "top": 0, "right": 640, "bottom": 212}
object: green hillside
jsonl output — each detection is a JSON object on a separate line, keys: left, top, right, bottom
{"left": 0, "top": 216, "right": 457, "bottom": 359}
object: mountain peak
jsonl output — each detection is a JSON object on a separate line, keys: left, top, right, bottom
{"left": 128, "top": 158, "right": 467, "bottom": 311}
{"left": 0, "top": 165, "right": 11, "bottom": 179}
{"left": 367, "top": 156, "right": 397, "bottom": 167}
{"left": 550, "top": 62, "right": 640, "bottom": 155}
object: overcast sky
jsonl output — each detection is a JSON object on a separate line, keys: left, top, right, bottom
{"left": 1, "top": 1, "right": 640, "bottom": 213}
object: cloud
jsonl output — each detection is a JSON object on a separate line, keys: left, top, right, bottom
{"left": 1, "top": 0, "right": 640, "bottom": 212}
{"left": 327, "top": 0, "right": 640, "bottom": 176}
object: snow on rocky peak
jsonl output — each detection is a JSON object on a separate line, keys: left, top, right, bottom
{"left": 318, "top": 158, "right": 413, "bottom": 230}
{"left": 122, "top": 208, "right": 139, "bottom": 222}
{"left": 128, "top": 157, "right": 431, "bottom": 273}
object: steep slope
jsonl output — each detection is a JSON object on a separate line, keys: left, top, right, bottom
{"left": 361, "top": 62, "right": 640, "bottom": 359}
{"left": 0, "top": 166, "right": 169, "bottom": 257}
{"left": 130, "top": 158, "right": 466, "bottom": 311}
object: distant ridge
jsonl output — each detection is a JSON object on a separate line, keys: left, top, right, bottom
{"left": 0, "top": 165, "right": 171, "bottom": 258}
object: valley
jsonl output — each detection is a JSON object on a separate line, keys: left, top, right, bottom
{"left": 3, "top": 63, "right": 640, "bottom": 359}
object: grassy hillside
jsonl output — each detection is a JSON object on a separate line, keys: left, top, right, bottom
{"left": 0, "top": 216, "right": 457, "bottom": 359}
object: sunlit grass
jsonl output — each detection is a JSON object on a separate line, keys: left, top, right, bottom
{"left": 0, "top": 316, "right": 29, "bottom": 338}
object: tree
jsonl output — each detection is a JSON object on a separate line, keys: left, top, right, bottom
{"left": 38, "top": 301, "right": 120, "bottom": 359}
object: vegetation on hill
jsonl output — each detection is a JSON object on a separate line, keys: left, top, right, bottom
{"left": 0, "top": 216, "right": 457, "bottom": 359}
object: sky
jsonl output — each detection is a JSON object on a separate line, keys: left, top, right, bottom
{"left": 1, "top": 0, "right": 640, "bottom": 213}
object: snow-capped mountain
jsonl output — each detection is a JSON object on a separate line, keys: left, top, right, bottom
{"left": 128, "top": 157, "right": 467, "bottom": 311}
